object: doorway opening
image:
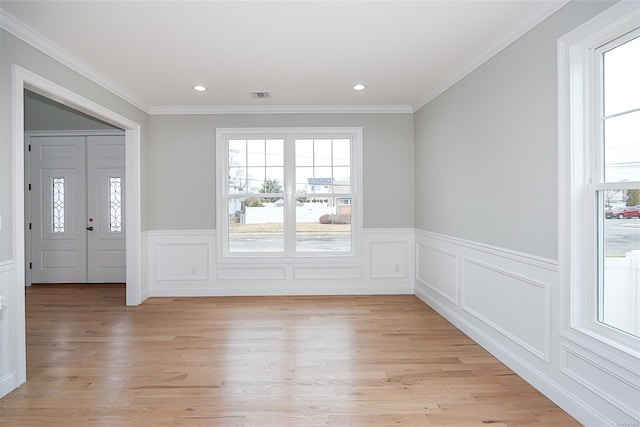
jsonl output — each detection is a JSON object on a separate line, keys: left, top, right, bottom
{"left": 10, "top": 65, "right": 143, "bottom": 394}
{"left": 25, "top": 91, "right": 127, "bottom": 285}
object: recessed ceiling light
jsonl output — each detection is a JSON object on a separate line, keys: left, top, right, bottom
{"left": 353, "top": 84, "right": 366, "bottom": 91}
{"left": 193, "top": 85, "right": 207, "bottom": 92}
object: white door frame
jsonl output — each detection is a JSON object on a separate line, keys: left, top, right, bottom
{"left": 26, "top": 130, "right": 127, "bottom": 284}
{"left": 11, "top": 65, "right": 144, "bottom": 388}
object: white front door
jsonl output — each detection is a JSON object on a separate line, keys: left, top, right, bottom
{"left": 87, "top": 136, "right": 126, "bottom": 282}
{"left": 29, "top": 133, "right": 125, "bottom": 283}
{"left": 30, "top": 135, "right": 88, "bottom": 283}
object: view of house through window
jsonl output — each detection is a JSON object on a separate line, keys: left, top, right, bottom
{"left": 222, "top": 129, "right": 360, "bottom": 256}
{"left": 295, "top": 138, "right": 351, "bottom": 252}
{"left": 597, "top": 32, "right": 640, "bottom": 337}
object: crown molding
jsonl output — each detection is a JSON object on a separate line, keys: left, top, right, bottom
{"left": 0, "top": 9, "right": 150, "bottom": 113}
{"left": 149, "top": 105, "right": 414, "bottom": 115}
{"left": 1, "top": 9, "right": 411, "bottom": 117}
{"left": 2, "top": 1, "right": 571, "bottom": 117}
{"left": 412, "top": 0, "right": 570, "bottom": 112}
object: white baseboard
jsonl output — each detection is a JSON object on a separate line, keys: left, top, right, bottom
{"left": 0, "top": 372, "right": 18, "bottom": 399}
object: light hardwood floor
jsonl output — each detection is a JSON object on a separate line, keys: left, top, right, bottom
{"left": 1, "top": 285, "right": 580, "bottom": 426}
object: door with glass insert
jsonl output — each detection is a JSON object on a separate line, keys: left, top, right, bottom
{"left": 30, "top": 136, "right": 88, "bottom": 283}
{"left": 86, "top": 136, "right": 126, "bottom": 282}
{"left": 29, "top": 134, "right": 125, "bottom": 283}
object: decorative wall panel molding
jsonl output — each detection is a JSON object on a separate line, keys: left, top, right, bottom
{"left": 218, "top": 266, "right": 288, "bottom": 281}
{"left": 370, "top": 240, "right": 410, "bottom": 279}
{"left": 461, "top": 257, "right": 550, "bottom": 361}
{"left": 154, "top": 242, "right": 210, "bottom": 281}
{"left": 416, "top": 243, "right": 458, "bottom": 304}
{"left": 413, "top": 229, "right": 639, "bottom": 426}
{"left": 144, "top": 228, "right": 413, "bottom": 297}
{"left": 561, "top": 344, "right": 640, "bottom": 421}
{"left": 414, "top": 230, "right": 553, "bottom": 361}
{"left": 293, "top": 265, "right": 363, "bottom": 280}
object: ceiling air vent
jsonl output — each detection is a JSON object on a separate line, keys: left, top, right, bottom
{"left": 251, "top": 91, "right": 271, "bottom": 99}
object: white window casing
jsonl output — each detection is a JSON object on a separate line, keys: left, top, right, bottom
{"left": 558, "top": 2, "right": 640, "bottom": 358}
{"left": 216, "top": 127, "right": 363, "bottom": 264}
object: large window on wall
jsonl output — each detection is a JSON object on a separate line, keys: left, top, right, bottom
{"left": 595, "top": 31, "right": 640, "bottom": 338}
{"left": 560, "top": 3, "right": 640, "bottom": 354}
{"left": 216, "top": 128, "right": 362, "bottom": 258}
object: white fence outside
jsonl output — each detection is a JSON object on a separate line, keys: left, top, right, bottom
{"left": 245, "top": 202, "right": 336, "bottom": 224}
{"left": 603, "top": 250, "right": 640, "bottom": 336}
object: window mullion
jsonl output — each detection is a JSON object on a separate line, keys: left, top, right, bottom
{"left": 222, "top": 137, "right": 230, "bottom": 256}
{"left": 284, "top": 136, "right": 296, "bottom": 255}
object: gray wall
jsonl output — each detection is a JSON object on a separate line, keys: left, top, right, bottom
{"left": 413, "top": 0, "right": 615, "bottom": 260}
{"left": 3, "top": 0, "right": 615, "bottom": 261}
{"left": 147, "top": 113, "right": 415, "bottom": 230}
{"left": 0, "top": 29, "right": 149, "bottom": 261}
{"left": 24, "top": 90, "right": 118, "bottom": 131}
{"left": 1, "top": 24, "right": 414, "bottom": 262}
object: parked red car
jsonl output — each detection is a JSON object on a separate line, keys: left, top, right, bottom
{"left": 621, "top": 205, "right": 640, "bottom": 218}
{"left": 605, "top": 207, "right": 626, "bottom": 219}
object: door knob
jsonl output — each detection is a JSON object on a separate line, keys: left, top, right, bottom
{"left": 86, "top": 226, "right": 94, "bottom": 231}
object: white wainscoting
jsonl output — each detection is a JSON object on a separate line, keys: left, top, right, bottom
{"left": 560, "top": 339, "right": 640, "bottom": 422}
{"left": 462, "top": 257, "right": 550, "bottom": 361}
{"left": 415, "top": 230, "right": 553, "bottom": 362}
{"left": 144, "top": 228, "right": 414, "bottom": 297}
{"left": 416, "top": 243, "right": 458, "bottom": 304}
{"left": 414, "top": 229, "right": 640, "bottom": 426}
{"left": 0, "top": 260, "right": 19, "bottom": 398}
{"left": 413, "top": 229, "right": 571, "bottom": 416}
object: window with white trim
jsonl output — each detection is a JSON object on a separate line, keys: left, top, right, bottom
{"left": 216, "top": 128, "right": 362, "bottom": 258}
{"left": 560, "top": 4, "right": 640, "bottom": 352}
{"left": 594, "top": 31, "right": 640, "bottom": 338}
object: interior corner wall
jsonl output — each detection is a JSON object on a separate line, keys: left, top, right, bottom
{"left": 415, "top": 1, "right": 616, "bottom": 259}
{"left": 412, "top": 1, "right": 636, "bottom": 425}
{"left": 146, "top": 113, "right": 414, "bottom": 231}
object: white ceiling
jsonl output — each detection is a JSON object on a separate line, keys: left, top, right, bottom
{"left": 0, "top": 1, "right": 568, "bottom": 113}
